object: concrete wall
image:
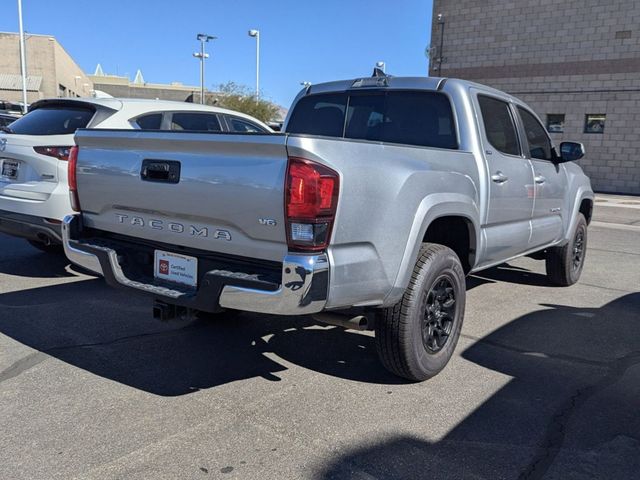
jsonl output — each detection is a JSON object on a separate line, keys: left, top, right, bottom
{"left": 91, "top": 81, "right": 197, "bottom": 102}
{"left": 0, "top": 32, "right": 92, "bottom": 103}
{"left": 430, "top": 0, "right": 640, "bottom": 194}
{"left": 53, "top": 41, "right": 92, "bottom": 98}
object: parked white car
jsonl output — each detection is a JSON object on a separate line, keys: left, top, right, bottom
{"left": 0, "top": 97, "right": 272, "bottom": 252}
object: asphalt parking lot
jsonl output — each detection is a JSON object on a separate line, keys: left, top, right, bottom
{"left": 1, "top": 201, "right": 639, "bottom": 480}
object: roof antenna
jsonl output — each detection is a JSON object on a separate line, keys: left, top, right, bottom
{"left": 372, "top": 61, "right": 387, "bottom": 77}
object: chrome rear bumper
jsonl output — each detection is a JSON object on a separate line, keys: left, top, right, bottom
{"left": 62, "top": 215, "right": 328, "bottom": 315}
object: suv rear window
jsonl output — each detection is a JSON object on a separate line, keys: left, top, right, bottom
{"left": 8, "top": 106, "right": 94, "bottom": 135}
{"left": 286, "top": 90, "right": 457, "bottom": 149}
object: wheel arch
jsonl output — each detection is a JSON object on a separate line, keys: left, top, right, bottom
{"left": 385, "top": 194, "right": 480, "bottom": 306}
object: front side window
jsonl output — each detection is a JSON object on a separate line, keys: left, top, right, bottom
{"left": 287, "top": 90, "right": 457, "bottom": 149}
{"left": 7, "top": 106, "right": 94, "bottom": 135}
{"left": 518, "top": 107, "right": 553, "bottom": 160}
{"left": 584, "top": 114, "right": 606, "bottom": 134}
{"left": 228, "top": 117, "right": 266, "bottom": 133}
{"left": 477, "top": 95, "right": 520, "bottom": 156}
{"left": 135, "top": 113, "right": 163, "bottom": 130}
{"left": 170, "top": 112, "right": 222, "bottom": 132}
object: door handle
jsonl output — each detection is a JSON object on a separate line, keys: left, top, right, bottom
{"left": 141, "top": 159, "right": 181, "bottom": 184}
{"left": 491, "top": 171, "right": 508, "bottom": 184}
{"left": 534, "top": 175, "right": 546, "bottom": 184}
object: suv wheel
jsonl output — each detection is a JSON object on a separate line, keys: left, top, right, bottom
{"left": 546, "top": 213, "right": 587, "bottom": 286}
{"left": 375, "top": 243, "right": 466, "bottom": 381}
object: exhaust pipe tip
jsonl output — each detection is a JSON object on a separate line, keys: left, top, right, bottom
{"left": 36, "top": 233, "right": 52, "bottom": 246}
{"left": 312, "top": 312, "right": 371, "bottom": 331}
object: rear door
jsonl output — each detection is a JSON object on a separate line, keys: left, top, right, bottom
{"left": 474, "top": 92, "right": 534, "bottom": 265}
{"left": 516, "top": 106, "right": 567, "bottom": 247}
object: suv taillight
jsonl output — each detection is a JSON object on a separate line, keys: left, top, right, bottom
{"left": 68, "top": 146, "right": 80, "bottom": 212}
{"left": 285, "top": 157, "right": 339, "bottom": 252}
{"left": 33, "top": 146, "right": 72, "bottom": 160}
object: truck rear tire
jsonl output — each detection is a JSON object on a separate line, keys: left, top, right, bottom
{"left": 546, "top": 213, "right": 587, "bottom": 286}
{"left": 375, "top": 243, "right": 466, "bottom": 382}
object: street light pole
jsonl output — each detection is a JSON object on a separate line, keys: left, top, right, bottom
{"left": 248, "top": 29, "right": 260, "bottom": 98}
{"left": 17, "top": 0, "right": 28, "bottom": 113}
{"left": 193, "top": 33, "right": 216, "bottom": 104}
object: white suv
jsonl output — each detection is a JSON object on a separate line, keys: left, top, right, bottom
{"left": 0, "top": 97, "right": 271, "bottom": 252}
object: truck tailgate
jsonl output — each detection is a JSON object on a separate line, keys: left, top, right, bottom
{"left": 74, "top": 130, "right": 289, "bottom": 262}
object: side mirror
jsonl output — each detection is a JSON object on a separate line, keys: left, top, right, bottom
{"left": 558, "top": 141, "right": 585, "bottom": 163}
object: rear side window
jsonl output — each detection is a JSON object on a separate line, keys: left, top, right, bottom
{"left": 478, "top": 96, "right": 520, "bottom": 156}
{"left": 170, "top": 113, "right": 222, "bottom": 132}
{"left": 228, "top": 117, "right": 266, "bottom": 133}
{"left": 518, "top": 107, "right": 553, "bottom": 160}
{"left": 8, "top": 106, "right": 94, "bottom": 135}
{"left": 287, "top": 91, "right": 457, "bottom": 149}
{"left": 135, "top": 113, "right": 163, "bottom": 130}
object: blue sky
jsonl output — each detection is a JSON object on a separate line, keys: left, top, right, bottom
{"left": 1, "top": 0, "right": 433, "bottom": 106}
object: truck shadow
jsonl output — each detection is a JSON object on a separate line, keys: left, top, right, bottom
{"left": 470, "top": 262, "right": 551, "bottom": 287}
{"left": 315, "top": 293, "right": 640, "bottom": 479}
{"left": 0, "top": 277, "right": 401, "bottom": 396}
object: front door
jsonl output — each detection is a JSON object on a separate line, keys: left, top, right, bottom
{"left": 474, "top": 92, "right": 534, "bottom": 266}
{"left": 516, "top": 106, "right": 567, "bottom": 248}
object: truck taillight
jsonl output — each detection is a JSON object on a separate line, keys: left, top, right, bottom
{"left": 285, "top": 156, "right": 339, "bottom": 252}
{"left": 68, "top": 146, "right": 80, "bottom": 212}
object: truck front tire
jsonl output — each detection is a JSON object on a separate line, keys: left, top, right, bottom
{"left": 375, "top": 243, "right": 466, "bottom": 382}
{"left": 546, "top": 213, "right": 587, "bottom": 286}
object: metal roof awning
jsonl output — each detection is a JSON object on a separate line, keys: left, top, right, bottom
{"left": 0, "top": 73, "right": 42, "bottom": 91}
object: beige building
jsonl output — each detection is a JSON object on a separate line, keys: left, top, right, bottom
{"left": 429, "top": 0, "right": 640, "bottom": 194}
{"left": 89, "top": 65, "right": 215, "bottom": 103}
{"left": 0, "top": 32, "right": 93, "bottom": 103}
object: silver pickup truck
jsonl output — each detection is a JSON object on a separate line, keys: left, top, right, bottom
{"left": 62, "top": 73, "right": 593, "bottom": 381}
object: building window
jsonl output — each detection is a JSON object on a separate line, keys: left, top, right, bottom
{"left": 584, "top": 114, "right": 606, "bottom": 134}
{"left": 546, "top": 114, "right": 565, "bottom": 133}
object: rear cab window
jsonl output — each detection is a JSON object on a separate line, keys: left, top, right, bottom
{"left": 7, "top": 105, "right": 95, "bottom": 135}
{"left": 286, "top": 90, "right": 458, "bottom": 149}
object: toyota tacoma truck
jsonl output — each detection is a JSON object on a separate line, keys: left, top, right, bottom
{"left": 62, "top": 73, "right": 593, "bottom": 381}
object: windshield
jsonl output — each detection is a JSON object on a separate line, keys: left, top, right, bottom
{"left": 286, "top": 90, "right": 458, "bottom": 150}
{"left": 8, "top": 106, "right": 95, "bottom": 135}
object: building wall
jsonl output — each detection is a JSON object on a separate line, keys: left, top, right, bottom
{"left": 91, "top": 82, "right": 197, "bottom": 102}
{"left": 53, "top": 41, "right": 92, "bottom": 98}
{"left": 430, "top": 0, "right": 640, "bottom": 194}
{"left": 0, "top": 32, "right": 93, "bottom": 103}
{"left": 89, "top": 75, "right": 208, "bottom": 103}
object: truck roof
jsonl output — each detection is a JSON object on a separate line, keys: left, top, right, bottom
{"left": 303, "top": 76, "right": 522, "bottom": 104}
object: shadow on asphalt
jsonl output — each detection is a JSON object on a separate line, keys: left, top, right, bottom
{"left": 0, "top": 247, "right": 77, "bottom": 279}
{"left": 316, "top": 293, "right": 640, "bottom": 480}
{"left": 0, "top": 275, "right": 404, "bottom": 396}
{"left": 470, "top": 262, "right": 551, "bottom": 287}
